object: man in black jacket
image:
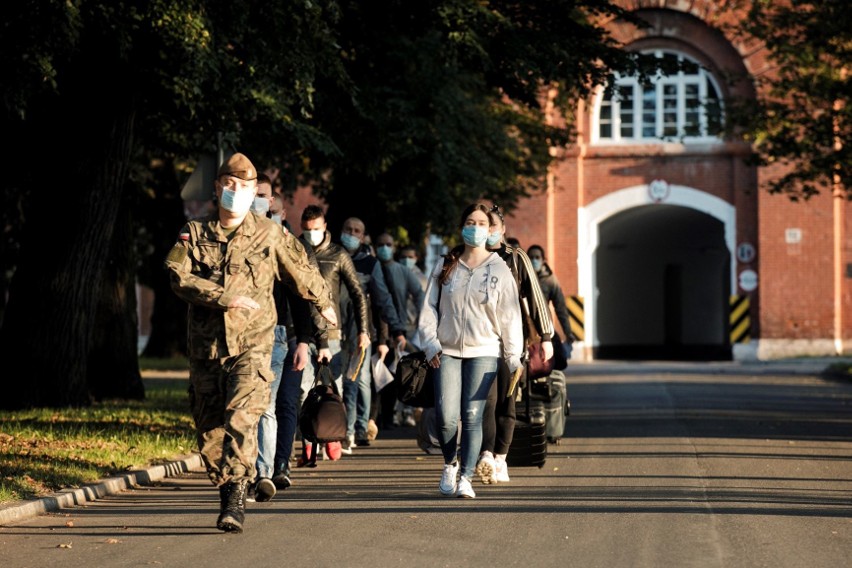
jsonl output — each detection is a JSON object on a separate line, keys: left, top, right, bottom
{"left": 273, "top": 206, "right": 371, "bottom": 478}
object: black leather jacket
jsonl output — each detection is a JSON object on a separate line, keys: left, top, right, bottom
{"left": 297, "top": 230, "right": 370, "bottom": 347}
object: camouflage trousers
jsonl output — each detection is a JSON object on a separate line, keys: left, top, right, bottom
{"left": 189, "top": 349, "right": 273, "bottom": 486}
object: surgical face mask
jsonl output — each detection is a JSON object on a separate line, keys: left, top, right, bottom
{"left": 461, "top": 225, "right": 489, "bottom": 248}
{"left": 250, "top": 196, "right": 270, "bottom": 216}
{"left": 486, "top": 230, "right": 502, "bottom": 247}
{"left": 400, "top": 257, "right": 416, "bottom": 270}
{"left": 306, "top": 229, "right": 325, "bottom": 246}
{"left": 220, "top": 188, "right": 255, "bottom": 215}
{"left": 340, "top": 232, "right": 361, "bottom": 252}
{"left": 531, "top": 258, "right": 543, "bottom": 272}
{"left": 270, "top": 214, "right": 282, "bottom": 225}
{"left": 376, "top": 244, "right": 393, "bottom": 262}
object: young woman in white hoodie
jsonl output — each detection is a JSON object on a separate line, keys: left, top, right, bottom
{"left": 417, "top": 203, "right": 524, "bottom": 498}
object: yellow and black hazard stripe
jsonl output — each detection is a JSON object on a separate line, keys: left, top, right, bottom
{"left": 729, "top": 295, "right": 751, "bottom": 344}
{"left": 567, "top": 295, "right": 585, "bottom": 341}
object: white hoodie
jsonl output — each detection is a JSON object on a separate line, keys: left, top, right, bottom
{"left": 417, "top": 252, "right": 523, "bottom": 372}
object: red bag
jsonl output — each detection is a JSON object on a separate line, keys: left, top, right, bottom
{"left": 526, "top": 340, "right": 554, "bottom": 380}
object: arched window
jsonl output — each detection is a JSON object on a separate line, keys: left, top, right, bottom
{"left": 595, "top": 50, "right": 723, "bottom": 143}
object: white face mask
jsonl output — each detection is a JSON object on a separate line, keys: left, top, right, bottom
{"left": 305, "top": 229, "right": 325, "bottom": 246}
{"left": 220, "top": 188, "right": 255, "bottom": 215}
{"left": 270, "top": 214, "right": 282, "bottom": 225}
{"left": 250, "top": 196, "right": 270, "bottom": 215}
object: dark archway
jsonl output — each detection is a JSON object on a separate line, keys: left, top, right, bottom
{"left": 594, "top": 204, "right": 731, "bottom": 360}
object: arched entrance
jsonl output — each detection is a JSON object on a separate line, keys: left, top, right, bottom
{"left": 578, "top": 184, "right": 736, "bottom": 360}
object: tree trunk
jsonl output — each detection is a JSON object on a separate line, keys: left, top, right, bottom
{"left": 88, "top": 194, "right": 145, "bottom": 401}
{"left": 0, "top": 84, "right": 136, "bottom": 409}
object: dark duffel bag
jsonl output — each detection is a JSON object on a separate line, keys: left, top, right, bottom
{"left": 299, "top": 362, "right": 348, "bottom": 466}
{"left": 395, "top": 351, "right": 435, "bottom": 408}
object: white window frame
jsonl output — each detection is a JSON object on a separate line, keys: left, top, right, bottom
{"left": 593, "top": 50, "right": 724, "bottom": 144}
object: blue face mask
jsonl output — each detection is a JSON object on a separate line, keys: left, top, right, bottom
{"left": 461, "top": 225, "right": 489, "bottom": 248}
{"left": 220, "top": 188, "right": 255, "bottom": 215}
{"left": 340, "top": 233, "right": 361, "bottom": 252}
{"left": 486, "top": 230, "right": 502, "bottom": 247}
{"left": 377, "top": 244, "right": 393, "bottom": 262}
{"left": 531, "top": 258, "right": 543, "bottom": 272}
{"left": 400, "top": 257, "right": 416, "bottom": 270}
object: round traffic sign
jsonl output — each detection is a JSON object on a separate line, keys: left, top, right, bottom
{"left": 739, "top": 269, "right": 758, "bottom": 292}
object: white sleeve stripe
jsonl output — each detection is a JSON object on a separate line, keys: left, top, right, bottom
{"left": 516, "top": 248, "right": 554, "bottom": 336}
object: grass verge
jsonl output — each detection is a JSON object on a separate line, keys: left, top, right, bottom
{"left": 0, "top": 364, "right": 194, "bottom": 506}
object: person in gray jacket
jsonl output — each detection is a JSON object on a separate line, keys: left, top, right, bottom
{"left": 418, "top": 203, "right": 523, "bottom": 499}
{"left": 527, "top": 244, "right": 576, "bottom": 358}
{"left": 373, "top": 232, "right": 426, "bottom": 428}
{"left": 339, "top": 217, "right": 408, "bottom": 445}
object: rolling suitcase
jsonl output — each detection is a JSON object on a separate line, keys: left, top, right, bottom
{"left": 543, "top": 369, "right": 567, "bottom": 444}
{"left": 507, "top": 367, "right": 547, "bottom": 468}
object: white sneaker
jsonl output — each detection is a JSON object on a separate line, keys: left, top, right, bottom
{"left": 439, "top": 462, "right": 459, "bottom": 495}
{"left": 494, "top": 458, "right": 510, "bottom": 483}
{"left": 456, "top": 476, "right": 476, "bottom": 499}
{"left": 403, "top": 408, "right": 417, "bottom": 427}
{"left": 475, "top": 452, "right": 497, "bottom": 484}
{"left": 341, "top": 434, "right": 354, "bottom": 455}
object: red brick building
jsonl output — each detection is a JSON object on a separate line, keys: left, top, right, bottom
{"left": 507, "top": 1, "right": 852, "bottom": 361}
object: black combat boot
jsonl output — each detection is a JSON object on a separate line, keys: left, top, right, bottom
{"left": 216, "top": 479, "right": 248, "bottom": 533}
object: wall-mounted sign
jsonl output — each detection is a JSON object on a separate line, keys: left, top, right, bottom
{"left": 648, "top": 179, "right": 670, "bottom": 203}
{"left": 739, "top": 269, "right": 758, "bottom": 292}
{"left": 785, "top": 228, "right": 802, "bottom": 244}
{"left": 736, "top": 242, "right": 756, "bottom": 264}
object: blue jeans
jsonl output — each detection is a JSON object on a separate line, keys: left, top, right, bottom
{"left": 256, "top": 325, "right": 288, "bottom": 479}
{"left": 434, "top": 355, "right": 499, "bottom": 479}
{"left": 275, "top": 339, "right": 342, "bottom": 466}
{"left": 342, "top": 343, "right": 373, "bottom": 438}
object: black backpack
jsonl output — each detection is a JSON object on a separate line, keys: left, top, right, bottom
{"left": 299, "top": 362, "right": 348, "bottom": 465}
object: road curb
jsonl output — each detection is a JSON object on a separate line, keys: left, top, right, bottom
{"left": 0, "top": 453, "right": 203, "bottom": 527}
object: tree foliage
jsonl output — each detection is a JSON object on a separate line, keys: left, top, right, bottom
{"left": 735, "top": 0, "right": 851, "bottom": 200}
{"left": 296, "top": 0, "right": 641, "bottom": 239}
{"left": 0, "top": 0, "right": 643, "bottom": 408}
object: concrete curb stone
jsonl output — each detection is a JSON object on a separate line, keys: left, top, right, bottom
{"left": 0, "top": 452, "right": 203, "bottom": 527}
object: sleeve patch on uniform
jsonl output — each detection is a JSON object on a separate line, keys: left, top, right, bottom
{"left": 166, "top": 244, "right": 188, "bottom": 264}
{"left": 179, "top": 231, "right": 190, "bottom": 241}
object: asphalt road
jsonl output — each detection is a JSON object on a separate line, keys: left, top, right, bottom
{"left": 2, "top": 363, "right": 851, "bottom": 567}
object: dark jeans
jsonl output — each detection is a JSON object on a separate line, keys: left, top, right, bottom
{"left": 480, "top": 359, "right": 517, "bottom": 456}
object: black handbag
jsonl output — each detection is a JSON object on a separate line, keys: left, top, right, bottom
{"left": 299, "top": 362, "right": 348, "bottom": 465}
{"left": 395, "top": 351, "right": 435, "bottom": 408}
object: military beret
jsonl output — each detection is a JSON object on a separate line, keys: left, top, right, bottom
{"left": 217, "top": 152, "right": 257, "bottom": 181}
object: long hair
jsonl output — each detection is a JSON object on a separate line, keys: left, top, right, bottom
{"left": 439, "top": 202, "right": 491, "bottom": 285}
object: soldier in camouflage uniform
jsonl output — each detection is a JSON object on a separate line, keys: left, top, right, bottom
{"left": 164, "top": 153, "right": 336, "bottom": 533}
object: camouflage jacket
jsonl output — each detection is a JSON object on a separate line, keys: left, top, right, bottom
{"left": 164, "top": 212, "right": 332, "bottom": 359}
